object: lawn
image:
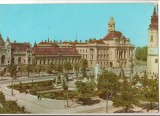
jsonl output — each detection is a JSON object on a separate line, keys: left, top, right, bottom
{"left": 7, "top": 80, "right": 77, "bottom": 100}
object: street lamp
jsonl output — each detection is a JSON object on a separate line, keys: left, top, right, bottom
{"left": 106, "top": 79, "right": 108, "bottom": 113}
{"left": 117, "top": 61, "right": 124, "bottom": 78}
{"left": 64, "top": 72, "right": 69, "bottom": 108}
{"left": 11, "top": 78, "right": 14, "bottom": 95}
{"left": 129, "top": 54, "right": 134, "bottom": 82}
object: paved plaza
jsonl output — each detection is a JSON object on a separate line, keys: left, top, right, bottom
{"left": 0, "top": 65, "right": 158, "bottom": 114}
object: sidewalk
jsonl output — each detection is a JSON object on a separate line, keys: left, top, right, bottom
{"left": 0, "top": 80, "right": 112, "bottom": 114}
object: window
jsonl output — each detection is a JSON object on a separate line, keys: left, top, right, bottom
{"left": 1, "top": 55, "right": 5, "bottom": 64}
{"left": 18, "top": 57, "right": 21, "bottom": 64}
{"left": 150, "top": 35, "right": 153, "bottom": 42}
{"left": 155, "top": 59, "right": 158, "bottom": 63}
{"left": 11, "top": 57, "right": 14, "bottom": 64}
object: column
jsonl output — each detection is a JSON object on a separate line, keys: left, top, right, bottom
{"left": 115, "top": 49, "right": 116, "bottom": 59}
{"left": 117, "top": 50, "right": 119, "bottom": 59}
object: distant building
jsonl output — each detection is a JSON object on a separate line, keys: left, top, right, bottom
{"left": 147, "top": 6, "right": 158, "bottom": 78}
{"left": 0, "top": 16, "right": 135, "bottom": 71}
{"left": 30, "top": 40, "right": 81, "bottom": 66}
{"left": 59, "top": 17, "right": 135, "bottom": 69}
{"left": 0, "top": 36, "right": 31, "bottom": 71}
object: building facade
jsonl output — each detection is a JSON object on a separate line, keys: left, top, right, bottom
{"left": 147, "top": 6, "right": 158, "bottom": 78}
{"left": 58, "top": 17, "right": 135, "bottom": 69}
{"left": 30, "top": 40, "right": 81, "bottom": 66}
{"left": 0, "top": 17, "right": 135, "bottom": 71}
{"left": 0, "top": 35, "right": 31, "bottom": 71}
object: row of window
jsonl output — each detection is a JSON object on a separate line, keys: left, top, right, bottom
{"left": 36, "top": 58, "right": 80, "bottom": 65}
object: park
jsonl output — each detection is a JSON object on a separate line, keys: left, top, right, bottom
{"left": 0, "top": 58, "right": 159, "bottom": 114}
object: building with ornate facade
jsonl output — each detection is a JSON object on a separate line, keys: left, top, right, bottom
{"left": 0, "top": 36, "right": 81, "bottom": 71}
{"left": 147, "top": 6, "right": 158, "bottom": 78}
{"left": 0, "top": 35, "right": 31, "bottom": 71}
{"left": 58, "top": 17, "right": 135, "bottom": 69}
{"left": 30, "top": 40, "right": 81, "bottom": 66}
{"left": 0, "top": 16, "right": 135, "bottom": 71}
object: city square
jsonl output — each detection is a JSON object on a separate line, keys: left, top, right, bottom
{"left": 0, "top": 2, "right": 159, "bottom": 114}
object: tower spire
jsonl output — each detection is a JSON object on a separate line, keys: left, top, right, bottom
{"left": 108, "top": 17, "right": 115, "bottom": 33}
{"left": 149, "top": 4, "right": 158, "bottom": 30}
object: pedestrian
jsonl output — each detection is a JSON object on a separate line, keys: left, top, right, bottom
{"left": 71, "top": 98, "right": 74, "bottom": 103}
{"left": 25, "top": 90, "right": 28, "bottom": 95}
{"left": 37, "top": 95, "right": 40, "bottom": 100}
{"left": 37, "top": 95, "right": 41, "bottom": 100}
{"left": 21, "top": 106, "right": 25, "bottom": 113}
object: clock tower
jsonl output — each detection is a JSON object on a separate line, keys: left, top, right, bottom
{"left": 147, "top": 5, "right": 158, "bottom": 78}
{"left": 108, "top": 17, "right": 115, "bottom": 33}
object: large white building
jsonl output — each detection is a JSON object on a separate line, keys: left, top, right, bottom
{"left": 147, "top": 6, "right": 158, "bottom": 78}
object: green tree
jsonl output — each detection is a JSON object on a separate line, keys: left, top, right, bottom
{"left": 75, "top": 80, "right": 96, "bottom": 101}
{"left": 62, "top": 80, "right": 68, "bottom": 90}
{"left": 131, "top": 73, "right": 140, "bottom": 86}
{"left": 0, "top": 91, "right": 5, "bottom": 105}
{"left": 141, "top": 78, "right": 158, "bottom": 110}
{"left": 135, "top": 46, "right": 148, "bottom": 65}
{"left": 97, "top": 70, "right": 120, "bottom": 99}
{"left": 0, "top": 70, "right": 5, "bottom": 79}
{"left": 135, "top": 47, "right": 141, "bottom": 66}
{"left": 73, "top": 63, "right": 80, "bottom": 78}
{"left": 63, "top": 61, "right": 72, "bottom": 73}
{"left": 36, "top": 65, "right": 43, "bottom": 76}
{"left": 7, "top": 64, "right": 18, "bottom": 95}
{"left": 56, "top": 64, "right": 63, "bottom": 73}
{"left": 46, "top": 62, "right": 55, "bottom": 74}
{"left": 81, "top": 59, "right": 88, "bottom": 77}
{"left": 3, "top": 100, "right": 27, "bottom": 113}
{"left": 7, "top": 64, "right": 17, "bottom": 79}
{"left": 112, "top": 78, "right": 140, "bottom": 112}
{"left": 26, "top": 64, "right": 33, "bottom": 78}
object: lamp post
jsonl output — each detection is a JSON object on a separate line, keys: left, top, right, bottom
{"left": 106, "top": 79, "right": 108, "bottom": 113}
{"left": 11, "top": 78, "right": 13, "bottom": 95}
{"left": 66, "top": 75, "right": 69, "bottom": 108}
{"left": 130, "top": 54, "right": 133, "bottom": 82}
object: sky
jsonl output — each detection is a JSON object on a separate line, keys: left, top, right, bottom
{"left": 0, "top": 3, "right": 156, "bottom": 47}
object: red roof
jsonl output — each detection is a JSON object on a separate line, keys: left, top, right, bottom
{"left": 11, "top": 43, "right": 31, "bottom": 52}
{"left": 102, "top": 31, "right": 126, "bottom": 41}
{"left": 32, "top": 47, "right": 79, "bottom": 56}
{"left": 38, "top": 42, "right": 59, "bottom": 47}
{"left": 90, "top": 40, "right": 105, "bottom": 44}
{"left": 149, "top": 7, "right": 158, "bottom": 30}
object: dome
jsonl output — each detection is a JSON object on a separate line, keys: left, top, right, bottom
{"left": 102, "top": 31, "right": 127, "bottom": 41}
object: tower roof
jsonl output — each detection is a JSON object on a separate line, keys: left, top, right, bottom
{"left": 149, "top": 6, "right": 158, "bottom": 30}
{"left": 0, "top": 34, "right": 5, "bottom": 47}
{"left": 102, "top": 31, "right": 126, "bottom": 41}
{"left": 6, "top": 37, "right": 10, "bottom": 43}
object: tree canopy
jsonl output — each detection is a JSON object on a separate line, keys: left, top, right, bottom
{"left": 97, "top": 70, "right": 120, "bottom": 99}
{"left": 135, "top": 46, "right": 147, "bottom": 61}
{"left": 75, "top": 80, "right": 96, "bottom": 101}
{"left": 112, "top": 78, "right": 140, "bottom": 112}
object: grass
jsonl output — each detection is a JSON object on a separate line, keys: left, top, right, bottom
{"left": 39, "top": 90, "right": 77, "bottom": 100}
{"left": 0, "top": 79, "right": 8, "bottom": 81}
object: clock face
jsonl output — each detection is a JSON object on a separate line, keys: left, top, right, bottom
{"left": 149, "top": 48, "right": 158, "bottom": 55}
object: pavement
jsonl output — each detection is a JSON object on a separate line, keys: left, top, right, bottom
{"left": 0, "top": 75, "right": 112, "bottom": 114}
{"left": 0, "top": 68, "right": 159, "bottom": 114}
